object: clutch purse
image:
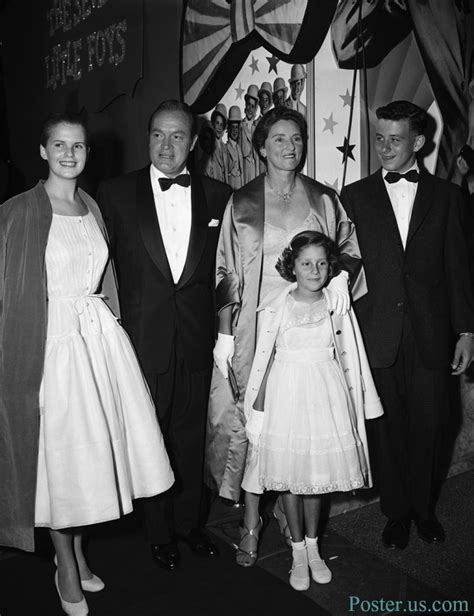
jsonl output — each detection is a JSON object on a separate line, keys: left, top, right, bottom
{"left": 228, "top": 361, "right": 240, "bottom": 402}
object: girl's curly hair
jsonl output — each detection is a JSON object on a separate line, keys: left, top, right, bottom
{"left": 276, "top": 230, "right": 341, "bottom": 283}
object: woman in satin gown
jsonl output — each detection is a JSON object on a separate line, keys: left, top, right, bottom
{"left": 206, "top": 106, "right": 366, "bottom": 566}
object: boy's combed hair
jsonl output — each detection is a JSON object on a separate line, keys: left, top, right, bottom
{"left": 375, "top": 100, "right": 427, "bottom": 136}
{"left": 276, "top": 230, "right": 341, "bottom": 282}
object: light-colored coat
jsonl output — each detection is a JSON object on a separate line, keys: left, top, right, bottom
{"left": 284, "top": 96, "right": 307, "bottom": 118}
{"left": 205, "top": 138, "right": 228, "bottom": 184}
{"left": 225, "top": 138, "right": 244, "bottom": 190}
{"left": 0, "top": 181, "right": 119, "bottom": 552}
{"left": 244, "top": 284, "right": 383, "bottom": 487}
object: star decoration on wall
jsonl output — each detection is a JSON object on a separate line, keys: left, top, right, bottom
{"left": 337, "top": 137, "right": 356, "bottom": 162}
{"left": 339, "top": 89, "right": 353, "bottom": 107}
{"left": 235, "top": 82, "right": 244, "bottom": 100}
{"left": 323, "top": 113, "right": 338, "bottom": 134}
{"left": 266, "top": 55, "right": 279, "bottom": 74}
{"left": 324, "top": 178, "right": 339, "bottom": 192}
{"left": 249, "top": 55, "right": 259, "bottom": 74}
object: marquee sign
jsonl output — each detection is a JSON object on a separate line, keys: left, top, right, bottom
{"left": 43, "top": 0, "right": 143, "bottom": 111}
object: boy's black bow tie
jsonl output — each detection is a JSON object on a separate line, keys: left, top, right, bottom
{"left": 159, "top": 173, "right": 191, "bottom": 191}
{"left": 384, "top": 170, "right": 419, "bottom": 184}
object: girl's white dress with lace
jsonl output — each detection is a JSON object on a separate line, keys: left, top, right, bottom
{"left": 34, "top": 212, "right": 174, "bottom": 529}
{"left": 255, "top": 294, "right": 369, "bottom": 495}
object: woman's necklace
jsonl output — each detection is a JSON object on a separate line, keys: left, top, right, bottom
{"left": 266, "top": 174, "right": 295, "bottom": 203}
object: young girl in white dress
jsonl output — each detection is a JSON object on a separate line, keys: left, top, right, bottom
{"left": 242, "top": 230, "right": 383, "bottom": 591}
{"left": 1, "top": 115, "right": 174, "bottom": 615}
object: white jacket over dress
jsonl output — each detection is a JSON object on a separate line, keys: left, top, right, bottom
{"left": 244, "top": 284, "right": 383, "bottom": 490}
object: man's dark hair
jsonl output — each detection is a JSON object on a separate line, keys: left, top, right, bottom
{"left": 148, "top": 100, "right": 196, "bottom": 136}
{"left": 376, "top": 100, "right": 427, "bottom": 136}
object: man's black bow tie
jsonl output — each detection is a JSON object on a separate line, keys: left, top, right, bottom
{"left": 384, "top": 170, "right": 419, "bottom": 184}
{"left": 159, "top": 173, "right": 191, "bottom": 191}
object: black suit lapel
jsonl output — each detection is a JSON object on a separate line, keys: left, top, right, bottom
{"left": 406, "top": 171, "right": 433, "bottom": 247}
{"left": 373, "top": 172, "right": 404, "bottom": 262}
{"left": 176, "top": 174, "right": 208, "bottom": 290}
{"left": 136, "top": 166, "right": 173, "bottom": 283}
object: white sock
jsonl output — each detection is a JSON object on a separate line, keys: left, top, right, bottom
{"left": 306, "top": 536, "right": 332, "bottom": 584}
{"left": 291, "top": 539, "right": 306, "bottom": 550}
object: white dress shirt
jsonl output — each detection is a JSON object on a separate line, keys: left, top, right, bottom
{"left": 150, "top": 164, "right": 191, "bottom": 283}
{"left": 383, "top": 163, "right": 419, "bottom": 249}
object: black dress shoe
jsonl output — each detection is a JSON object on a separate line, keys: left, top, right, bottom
{"left": 179, "top": 528, "right": 219, "bottom": 558}
{"left": 414, "top": 517, "right": 445, "bottom": 543}
{"left": 382, "top": 519, "right": 410, "bottom": 550}
{"left": 151, "top": 541, "right": 180, "bottom": 571}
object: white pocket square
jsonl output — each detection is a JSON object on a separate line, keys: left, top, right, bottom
{"left": 208, "top": 218, "right": 220, "bottom": 227}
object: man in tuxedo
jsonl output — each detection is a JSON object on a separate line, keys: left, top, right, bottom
{"left": 341, "top": 100, "right": 474, "bottom": 550}
{"left": 97, "top": 100, "right": 232, "bottom": 570}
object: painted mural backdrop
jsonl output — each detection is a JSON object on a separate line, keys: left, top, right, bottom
{"left": 182, "top": 0, "right": 472, "bottom": 181}
{"left": 197, "top": 30, "right": 441, "bottom": 192}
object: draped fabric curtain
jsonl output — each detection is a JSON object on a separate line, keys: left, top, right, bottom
{"left": 407, "top": 0, "right": 473, "bottom": 178}
{"left": 182, "top": 1, "right": 472, "bottom": 178}
{"left": 331, "top": 0, "right": 473, "bottom": 179}
{"left": 181, "top": 0, "right": 338, "bottom": 114}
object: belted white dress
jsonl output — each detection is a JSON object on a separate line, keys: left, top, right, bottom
{"left": 246, "top": 294, "right": 369, "bottom": 495}
{"left": 34, "top": 212, "right": 174, "bottom": 529}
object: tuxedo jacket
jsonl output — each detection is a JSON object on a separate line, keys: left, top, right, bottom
{"left": 97, "top": 167, "right": 232, "bottom": 374}
{"left": 340, "top": 169, "right": 474, "bottom": 370}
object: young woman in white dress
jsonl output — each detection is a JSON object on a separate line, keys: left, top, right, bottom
{"left": 1, "top": 115, "right": 174, "bottom": 615}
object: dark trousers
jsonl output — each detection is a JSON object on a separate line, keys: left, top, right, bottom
{"left": 142, "top": 346, "right": 212, "bottom": 544}
{"left": 370, "top": 314, "right": 448, "bottom": 521}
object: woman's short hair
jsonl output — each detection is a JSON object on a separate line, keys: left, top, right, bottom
{"left": 252, "top": 106, "right": 307, "bottom": 171}
{"left": 276, "top": 230, "right": 341, "bottom": 282}
{"left": 40, "top": 112, "right": 89, "bottom": 147}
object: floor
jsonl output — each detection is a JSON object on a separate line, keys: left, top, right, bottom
{"left": 208, "top": 470, "right": 474, "bottom": 616}
{"left": 1, "top": 471, "right": 472, "bottom": 616}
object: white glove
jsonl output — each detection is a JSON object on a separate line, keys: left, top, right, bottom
{"left": 213, "top": 333, "right": 235, "bottom": 379}
{"left": 326, "top": 271, "right": 350, "bottom": 315}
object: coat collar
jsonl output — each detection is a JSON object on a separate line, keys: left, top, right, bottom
{"left": 33, "top": 182, "right": 54, "bottom": 263}
{"left": 176, "top": 173, "right": 208, "bottom": 290}
{"left": 33, "top": 180, "right": 107, "bottom": 247}
{"left": 406, "top": 168, "right": 434, "bottom": 247}
{"left": 372, "top": 170, "right": 404, "bottom": 262}
{"left": 137, "top": 166, "right": 173, "bottom": 283}
{"left": 233, "top": 174, "right": 265, "bottom": 267}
